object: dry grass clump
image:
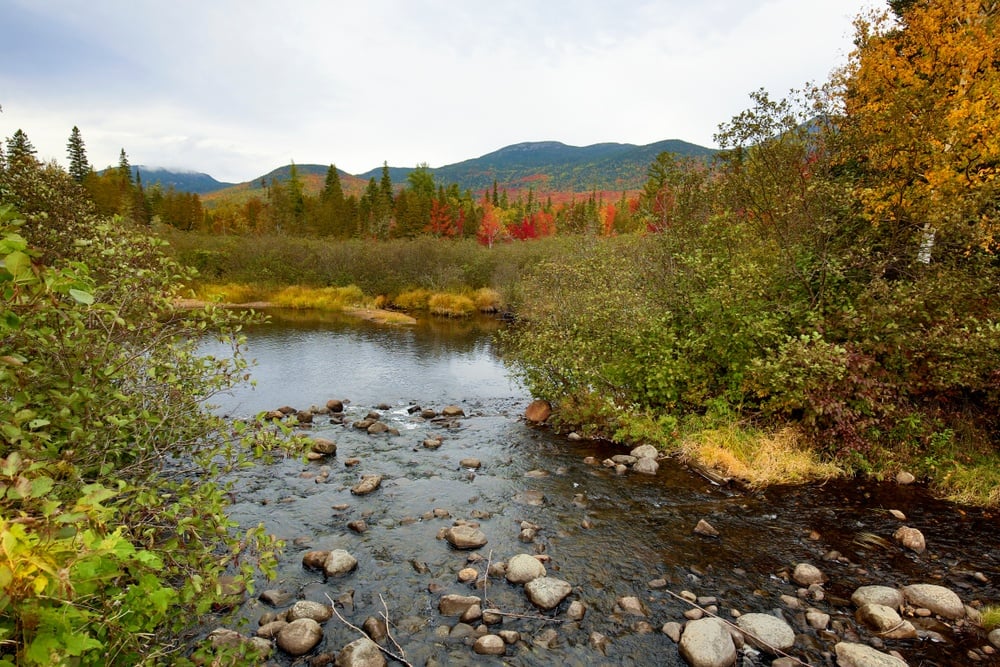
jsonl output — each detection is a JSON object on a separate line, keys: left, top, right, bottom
{"left": 473, "top": 287, "right": 503, "bottom": 313}
{"left": 980, "top": 605, "right": 1000, "bottom": 631}
{"left": 681, "top": 425, "right": 842, "bottom": 488}
{"left": 391, "top": 288, "right": 434, "bottom": 311}
{"left": 193, "top": 282, "right": 268, "bottom": 304}
{"left": 271, "top": 285, "right": 366, "bottom": 310}
{"left": 428, "top": 293, "right": 476, "bottom": 318}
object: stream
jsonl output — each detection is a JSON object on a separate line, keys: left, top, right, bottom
{"left": 196, "top": 310, "right": 1000, "bottom": 666}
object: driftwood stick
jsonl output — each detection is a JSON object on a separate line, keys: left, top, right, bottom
{"left": 379, "top": 593, "right": 408, "bottom": 664}
{"left": 325, "top": 593, "right": 414, "bottom": 667}
{"left": 664, "top": 589, "right": 813, "bottom": 667}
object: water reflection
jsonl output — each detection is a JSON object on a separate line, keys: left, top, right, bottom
{"left": 199, "top": 309, "right": 521, "bottom": 416}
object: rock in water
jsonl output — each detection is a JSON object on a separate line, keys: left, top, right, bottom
{"left": 473, "top": 634, "right": 506, "bottom": 655}
{"left": 735, "top": 613, "right": 795, "bottom": 653}
{"left": 902, "top": 583, "right": 965, "bottom": 619}
{"left": 276, "top": 618, "right": 323, "bottom": 656}
{"left": 679, "top": 617, "right": 737, "bottom": 667}
{"left": 443, "top": 525, "right": 488, "bottom": 549}
{"left": 525, "top": 399, "right": 552, "bottom": 423}
{"left": 323, "top": 549, "right": 358, "bottom": 577}
{"left": 336, "top": 637, "right": 386, "bottom": 666}
{"left": 835, "top": 642, "right": 908, "bottom": 667}
{"left": 792, "top": 562, "right": 825, "bottom": 586}
{"left": 694, "top": 519, "right": 719, "bottom": 537}
{"left": 438, "top": 594, "right": 481, "bottom": 617}
{"left": 351, "top": 474, "right": 383, "bottom": 495}
{"left": 851, "top": 585, "right": 904, "bottom": 610}
{"left": 524, "top": 577, "right": 572, "bottom": 610}
{"left": 855, "top": 603, "right": 917, "bottom": 639}
{"left": 893, "top": 526, "right": 926, "bottom": 553}
{"left": 505, "top": 554, "right": 546, "bottom": 584}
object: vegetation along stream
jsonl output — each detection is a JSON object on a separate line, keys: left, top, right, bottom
{"left": 195, "top": 310, "right": 1000, "bottom": 666}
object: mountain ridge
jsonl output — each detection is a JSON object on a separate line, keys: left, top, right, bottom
{"left": 142, "top": 138, "right": 717, "bottom": 198}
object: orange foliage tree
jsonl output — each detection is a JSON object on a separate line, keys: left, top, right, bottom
{"left": 839, "top": 0, "right": 1000, "bottom": 260}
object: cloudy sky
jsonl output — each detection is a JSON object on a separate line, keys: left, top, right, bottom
{"left": 1, "top": 0, "right": 878, "bottom": 183}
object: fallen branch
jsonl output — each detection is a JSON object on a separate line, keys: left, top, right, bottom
{"left": 482, "top": 608, "right": 568, "bottom": 623}
{"left": 325, "top": 593, "right": 414, "bottom": 667}
{"left": 664, "top": 589, "right": 813, "bottom": 667}
{"left": 379, "top": 593, "right": 408, "bottom": 664}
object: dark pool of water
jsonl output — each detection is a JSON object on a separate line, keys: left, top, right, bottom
{"left": 197, "top": 310, "right": 1000, "bottom": 666}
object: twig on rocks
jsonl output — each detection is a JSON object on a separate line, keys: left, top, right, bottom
{"left": 325, "top": 593, "right": 414, "bottom": 667}
{"left": 482, "top": 608, "right": 568, "bottom": 623}
{"left": 481, "top": 549, "right": 493, "bottom": 609}
{"left": 664, "top": 589, "right": 813, "bottom": 667}
{"left": 379, "top": 593, "right": 408, "bottom": 664}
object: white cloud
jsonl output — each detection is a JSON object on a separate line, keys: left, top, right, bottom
{"left": 0, "top": 0, "right": 879, "bottom": 183}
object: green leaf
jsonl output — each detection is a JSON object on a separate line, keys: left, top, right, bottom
{"left": 68, "top": 288, "right": 94, "bottom": 305}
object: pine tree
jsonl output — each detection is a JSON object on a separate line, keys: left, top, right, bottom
{"left": 118, "top": 149, "right": 133, "bottom": 184}
{"left": 67, "top": 126, "right": 91, "bottom": 182}
{"left": 5, "top": 129, "right": 37, "bottom": 165}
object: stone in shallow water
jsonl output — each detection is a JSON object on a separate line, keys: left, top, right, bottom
{"left": 444, "top": 525, "right": 488, "bottom": 549}
{"left": 505, "top": 553, "right": 546, "bottom": 584}
{"left": 902, "top": 583, "right": 965, "bottom": 619}
{"left": 735, "top": 613, "right": 795, "bottom": 653}
{"left": 835, "top": 641, "right": 907, "bottom": 667}
{"left": 323, "top": 549, "right": 358, "bottom": 577}
{"left": 336, "top": 637, "right": 386, "bottom": 667}
{"left": 525, "top": 399, "right": 552, "bottom": 423}
{"left": 524, "top": 577, "right": 572, "bottom": 610}
{"left": 474, "top": 634, "right": 506, "bottom": 655}
{"left": 679, "top": 617, "right": 736, "bottom": 667}
{"left": 276, "top": 618, "right": 323, "bottom": 656}
{"left": 351, "top": 474, "right": 383, "bottom": 495}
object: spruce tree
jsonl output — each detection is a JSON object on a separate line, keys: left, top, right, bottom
{"left": 67, "top": 126, "right": 91, "bottom": 182}
{"left": 118, "top": 148, "right": 133, "bottom": 184}
{"left": 5, "top": 129, "right": 37, "bottom": 165}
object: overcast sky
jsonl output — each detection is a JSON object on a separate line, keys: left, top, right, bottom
{"left": 1, "top": 0, "right": 879, "bottom": 183}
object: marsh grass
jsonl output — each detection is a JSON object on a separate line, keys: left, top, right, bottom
{"left": 681, "top": 425, "right": 842, "bottom": 488}
{"left": 272, "top": 285, "right": 367, "bottom": 310}
{"left": 980, "top": 605, "right": 1000, "bottom": 630}
{"left": 429, "top": 293, "right": 476, "bottom": 317}
{"left": 193, "top": 282, "right": 270, "bottom": 304}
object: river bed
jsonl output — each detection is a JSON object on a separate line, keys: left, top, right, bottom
{"left": 196, "top": 310, "right": 1000, "bottom": 666}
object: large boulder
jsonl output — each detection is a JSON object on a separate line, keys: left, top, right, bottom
{"left": 679, "top": 617, "right": 737, "bottom": 667}
{"left": 902, "top": 583, "right": 965, "bottom": 619}
{"left": 505, "top": 554, "right": 546, "bottom": 584}
{"left": 524, "top": 577, "right": 573, "bottom": 610}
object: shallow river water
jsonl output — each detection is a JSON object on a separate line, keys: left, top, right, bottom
{"left": 197, "top": 310, "right": 1000, "bottom": 666}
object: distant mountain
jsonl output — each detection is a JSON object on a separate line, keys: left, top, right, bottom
{"left": 357, "top": 139, "right": 716, "bottom": 193}
{"left": 131, "top": 166, "right": 235, "bottom": 194}
{"left": 188, "top": 138, "right": 719, "bottom": 203}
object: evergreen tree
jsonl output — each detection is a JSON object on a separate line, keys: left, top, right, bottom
{"left": 5, "top": 129, "right": 37, "bottom": 165}
{"left": 66, "top": 126, "right": 91, "bottom": 182}
{"left": 118, "top": 148, "right": 133, "bottom": 184}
